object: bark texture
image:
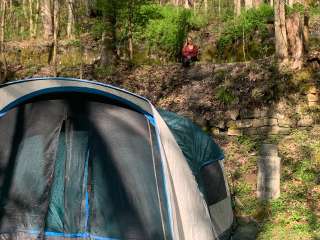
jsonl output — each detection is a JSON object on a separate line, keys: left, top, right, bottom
{"left": 41, "top": 0, "right": 53, "bottom": 39}
{"left": 274, "top": 0, "right": 289, "bottom": 65}
{"left": 67, "top": 0, "right": 75, "bottom": 38}
{"left": 286, "top": 12, "right": 304, "bottom": 69}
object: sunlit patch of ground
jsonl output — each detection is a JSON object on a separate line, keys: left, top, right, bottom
{"left": 217, "top": 128, "right": 320, "bottom": 239}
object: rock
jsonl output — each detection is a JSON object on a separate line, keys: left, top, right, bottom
{"left": 227, "top": 128, "right": 242, "bottom": 136}
{"left": 307, "top": 93, "right": 319, "bottom": 103}
{"left": 211, "top": 127, "right": 220, "bottom": 135}
{"left": 227, "top": 119, "right": 253, "bottom": 129}
{"left": 226, "top": 109, "right": 240, "bottom": 120}
{"left": 243, "top": 128, "right": 259, "bottom": 135}
{"left": 254, "top": 107, "right": 271, "bottom": 118}
{"left": 252, "top": 119, "right": 264, "bottom": 128}
{"left": 258, "top": 126, "right": 290, "bottom": 135}
{"left": 277, "top": 127, "right": 291, "bottom": 135}
{"left": 309, "top": 101, "right": 319, "bottom": 107}
{"left": 298, "top": 115, "right": 314, "bottom": 127}
{"left": 212, "top": 120, "right": 225, "bottom": 129}
{"left": 308, "top": 86, "right": 318, "bottom": 94}
{"left": 277, "top": 115, "right": 296, "bottom": 127}
{"left": 235, "top": 119, "right": 253, "bottom": 128}
{"left": 252, "top": 118, "right": 278, "bottom": 128}
{"left": 240, "top": 109, "right": 255, "bottom": 118}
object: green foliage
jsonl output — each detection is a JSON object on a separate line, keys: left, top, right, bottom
{"left": 188, "top": 12, "right": 209, "bottom": 30}
{"left": 134, "top": 5, "right": 207, "bottom": 59}
{"left": 216, "top": 86, "right": 237, "bottom": 104}
{"left": 217, "top": 4, "right": 274, "bottom": 61}
{"left": 90, "top": 18, "right": 107, "bottom": 39}
{"left": 309, "top": 2, "right": 320, "bottom": 16}
{"left": 135, "top": 5, "right": 190, "bottom": 58}
{"left": 286, "top": 3, "right": 306, "bottom": 15}
{"left": 236, "top": 135, "right": 259, "bottom": 152}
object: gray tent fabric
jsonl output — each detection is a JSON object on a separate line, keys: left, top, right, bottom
{"left": 159, "top": 110, "right": 234, "bottom": 240}
{"left": 0, "top": 78, "right": 233, "bottom": 240}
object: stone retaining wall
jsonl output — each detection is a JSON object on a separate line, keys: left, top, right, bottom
{"left": 211, "top": 85, "right": 320, "bottom": 136}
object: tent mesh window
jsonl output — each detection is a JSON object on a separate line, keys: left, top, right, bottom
{"left": 0, "top": 93, "right": 171, "bottom": 240}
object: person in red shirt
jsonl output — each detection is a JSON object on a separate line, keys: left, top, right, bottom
{"left": 182, "top": 37, "right": 198, "bottom": 67}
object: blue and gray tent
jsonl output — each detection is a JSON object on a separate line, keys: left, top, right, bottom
{"left": 0, "top": 78, "right": 233, "bottom": 240}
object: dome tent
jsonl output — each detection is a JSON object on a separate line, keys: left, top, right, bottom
{"left": 0, "top": 78, "right": 233, "bottom": 240}
{"left": 158, "top": 110, "right": 234, "bottom": 240}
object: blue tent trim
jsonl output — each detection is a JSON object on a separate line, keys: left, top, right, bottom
{"left": 19, "top": 229, "right": 120, "bottom": 240}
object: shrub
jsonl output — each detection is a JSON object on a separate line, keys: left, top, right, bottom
{"left": 217, "top": 4, "right": 274, "bottom": 61}
{"left": 134, "top": 5, "right": 208, "bottom": 59}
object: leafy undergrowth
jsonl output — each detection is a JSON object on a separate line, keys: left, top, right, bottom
{"left": 217, "top": 128, "right": 320, "bottom": 239}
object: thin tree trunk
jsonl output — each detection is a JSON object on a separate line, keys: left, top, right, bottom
{"left": 184, "top": 0, "right": 190, "bottom": 8}
{"left": 0, "top": 0, "right": 6, "bottom": 53}
{"left": 286, "top": 12, "right": 304, "bottom": 69}
{"left": 22, "top": 0, "right": 28, "bottom": 38}
{"left": 128, "top": 0, "right": 134, "bottom": 61}
{"left": 41, "top": 0, "right": 53, "bottom": 40}
{"left": 204, "top": 0, "right": 208, "bottom": 14}
{"left": 100, "top": 13, "right": 117, "bottom": 66}
{"left": 253, "top": 0, "right": 262, "bottom": 8}
{"left": 52, "top": 0, "right": 59, "bottom": 76}
{"left": 303, "top": 10, "right": 309, "bottom": 54}
{"left": 288, "top": 0, "right": 294, "bottom": 6}
{"left": 33, "top": 0, "right": 40, "bottom": 37}
{"left": 274, "top": 0, "right": 289, "bottom": 65}
{"left": 234, "top": 0, "right": 241, "bottom": 16}
{"left": 0, "top": 0, "right": 7, "bottom": 82}
{"left": 67, "top": 0, "right": 75, "bottom": 39}
{"left": 245, "top": 0, "right": 253, "bottom": 9}
{"left": 29, "top": 0, "right": 34, "bottom": 38}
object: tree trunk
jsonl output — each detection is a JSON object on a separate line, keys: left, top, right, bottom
{"left": 286, "top": 12, "right": 304, "bottom": 69}
{"left": 41, "top": 0, "right": 53, "bottom": 40}
{"left": 303, "top": 10, "right": 309, "bottom": 54}
{"left": 67, "top": 0, "right": 75, "bottom": 38}
{"left": 234, "top": 0, "right": 241, "bottom": 16}
{"left": 0, "top": 0, "right": 7, "bottom": 82}
{"left": 253, "top": 0, "right": 262, "bottom": 8}
{"left": 245, "top": 0, "right": 253, "bottom": 9}
{"left": 204, "top": 0, "right": 208, "bottom": 14}
{"left": 128, "top": 0, "right": 133, "bottom": 61}
{"left": 100, "top": 32, "right": 114, "bottom": 66}
{"left": 33, "top": 0, "right": 40, "bottom": 37}
{"left": 29, "top": 0, "right": 34, "bottom": 37}
{"left": 100, "top": 13, "right": 117, "bottom": 67}
{"left": 184, "top": 0, "right": 190, "bottom": 8}
{"left": 0, "top": 0, "right": 6, "bottom": 52}
{"left": 52, "top": 0, "right": 59, "bottom": 76}
{"left": 287, "top": 0, "right": 295, "bottom": 6}
{"left": 274, "top": 0, "right": 289, "bottom": 65}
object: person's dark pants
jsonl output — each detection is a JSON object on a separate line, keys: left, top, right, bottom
{"left": 182, "top": 56, "right": 197, "bottom": 67}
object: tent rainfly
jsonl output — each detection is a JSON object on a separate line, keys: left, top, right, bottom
{"left": 0, "top": 78, "right": 234, "bottom": 240}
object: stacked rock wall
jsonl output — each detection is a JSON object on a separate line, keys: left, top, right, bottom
{"left": 210, "top": 85, "right": 320, "bottom": 137}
